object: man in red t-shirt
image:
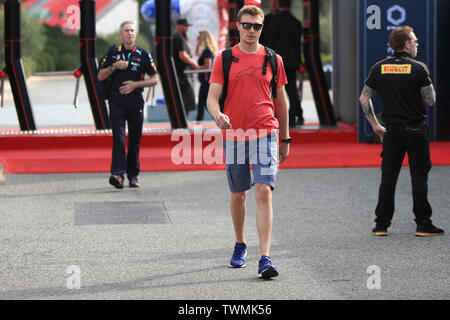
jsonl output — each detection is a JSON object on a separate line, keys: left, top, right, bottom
{"left": 207, "top": 5, "right": 290, "bottom": 279}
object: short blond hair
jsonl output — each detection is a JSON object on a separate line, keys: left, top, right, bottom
{"left": 119, "top": 21, "right": 136, "bottom": 32}
{"left": 237, "top": 5, "right": 265, "bottom": 23}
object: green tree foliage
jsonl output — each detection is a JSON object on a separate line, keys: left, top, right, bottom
{"left": 2, "top": 2, "right": 330, "bottom": 76}
{"left": 100, "top": 32, "right": 151, "bottom": 53}
{"left": 0, "top": 9, "right": 151, "bottom": 77}
{"left": 41, "top": 25, "right": 79, "bottom": 72}
{"left": 319, "top": 0, "right": 332, "bottom": 55}
{"left": 0, "top": 9, "right": 46, "bottom": 76}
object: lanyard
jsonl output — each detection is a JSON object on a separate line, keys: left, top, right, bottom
{"left": 121, "top": 52, "right": 131, "bottom": 62}
{"left": 117, "top": 44, "right": 133, "bottom": 61}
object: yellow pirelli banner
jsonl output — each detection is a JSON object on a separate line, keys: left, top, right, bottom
{"left": 381, "top": 64, "right": 412, "bottom": 74}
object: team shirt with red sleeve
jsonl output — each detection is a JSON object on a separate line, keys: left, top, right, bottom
{"left": 209, "top": 45, "right": 288, "bottom": 140}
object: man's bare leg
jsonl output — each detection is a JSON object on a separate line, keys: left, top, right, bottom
{"left": 254, "top": 183, "right": 273, "bottom": 257}
{"left": 230, "top": 191, "right": 248, "bottom": 244}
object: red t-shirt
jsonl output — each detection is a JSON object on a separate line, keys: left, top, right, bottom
{"left": 209, "top": 45, "right": 288, "bottom": 140}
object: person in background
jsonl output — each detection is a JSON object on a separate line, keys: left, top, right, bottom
{"left": 263, "top": 0, "right": 304, "bottom": 127}
{"left": 172, "top": 18, "right": 199, "bottom": 117}
{"left": 98, "top": 21, "right": 158, "bottom": 189}
{"left": 195, "top": 30, "right": 218, "bottom": 121}
{"left": 360, "top": 26, "right": 443, "bottom": 237}
{"left": 259, "top": 0, "right": 279, "bottom": 46}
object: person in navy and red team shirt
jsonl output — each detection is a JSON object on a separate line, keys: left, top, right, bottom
{"left": 207, "top": 5, "right": 290, "bottom": 279}
{"left": 98, "top": 21, "right": 158, "bottom": 189}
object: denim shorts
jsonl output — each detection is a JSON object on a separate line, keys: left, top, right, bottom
{"left": 223, "top": 132, "right": 279, "bottom": 193}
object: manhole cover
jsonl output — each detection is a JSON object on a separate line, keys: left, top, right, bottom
{"left": 75, "top": 201, "right": 171, "bottom": 225}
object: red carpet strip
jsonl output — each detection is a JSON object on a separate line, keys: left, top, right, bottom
{"left": 1, "top": 124, "right": 449, "bottom": 174}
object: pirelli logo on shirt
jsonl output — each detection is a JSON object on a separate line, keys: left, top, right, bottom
{"left": 381, "top": 64, "right": 412, "bottom": 74}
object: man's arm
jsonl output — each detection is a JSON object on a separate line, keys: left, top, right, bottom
{"left": 138, "top": 74, "right": 158, "bottom": 88}
{"left": 119, "top": 74, "right": 158, "bottom": 95}
{"left": 359, "top": 85, "right": 386, "bottom": 140}
{"left": 98, "top": 66, "right": 113, "bottom": 82}
{"left": 421, "top": 84, "right": 436, "bottom": 106}
{"left": 198, "top": 57, "right": 213, "bottom": 70}
{"left": 179, "top": 51, "right": 199, "bottom": 69}
{"left": 98, "top": 60, "right": 129, "bottom": 81}
{"left": 273, "top": 85, "right": 290, "bottom": 164}
{"left": 207, "top": 83, "right": 231, "bottom": 129}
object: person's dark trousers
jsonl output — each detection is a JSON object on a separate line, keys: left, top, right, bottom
{"left": 285, "top": 68, "right": 304, "bottom": 126}
{"left": 178, "top": 74, "right": 196, "bottom": 115}
{"left": 109, "top": 98, "right": 144, "bottom": 180}
{"left": 375, "top": 123, "right": 433, "bottom": 227}
{"left": 196, "top": 81, "right": 209, "bottom": 121}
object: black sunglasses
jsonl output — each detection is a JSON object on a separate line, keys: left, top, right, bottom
{"left": 240, "top": 22, "right": 263, "bottom": 31}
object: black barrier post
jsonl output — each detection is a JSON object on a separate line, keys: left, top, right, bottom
{"left": 155, "top": 0, "right": 187, "bottom": 129}
{"left": 79, "top": 0, "right": 111, "bottom": 130}
{"left": 228, "top": 0, "right": 244, "bottom": 47}
{"left": 303, "top": 0, "right": 337, "bottom": 126}
{"left": 4, "top": 0, "right": 36, "bottom": 131}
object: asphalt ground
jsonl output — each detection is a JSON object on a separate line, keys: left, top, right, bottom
{"left": 1, "top": 75, "right": 449, "bottom": 306}
{"left": 0, "top": 166, "right": 449, "bottom": 301}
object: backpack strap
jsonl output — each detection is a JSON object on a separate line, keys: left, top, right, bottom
{"left": 263, "top": 47, "right": 278, "bottom": 99}
{"left": 219, "top": 46, "right": 277, "bottom": 112}
{"left": 219, "top": 48, "right": 238, "bottom": 112}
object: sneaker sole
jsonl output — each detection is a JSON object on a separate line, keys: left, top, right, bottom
{"left": 414, "top": 232, "right": 444, "bottom": 237}
{"left": 259, "top": 267, "right": 279, "bottom": 279}
{"left": 109, "top": 177, "right": 124, "bottom": 189}
{"left": 372, "top": 232, "right": 388, "bottom": 236}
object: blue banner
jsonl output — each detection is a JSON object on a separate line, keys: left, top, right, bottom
{"left": 358, "top": 0, "right": 436, "bottom": 142}
{"left": 141, "top": 0, "right": 180, "bottom": 20}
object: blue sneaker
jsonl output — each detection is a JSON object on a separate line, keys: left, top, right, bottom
{"left": 230, "top": 242, "right": 247, "bottom": 268}
{"left": 258, "top": 255, "right": 278, "bottom": 279}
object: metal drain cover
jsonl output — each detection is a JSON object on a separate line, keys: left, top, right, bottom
{"left": 75, "top": 201, "right": 170, "bottom": 225}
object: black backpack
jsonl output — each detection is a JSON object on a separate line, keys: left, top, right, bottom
{"left": 99, "top": 77, "right": 112, "bottom": 100}
{"left": 219, "top": 46, "right": 278, "bottom": 112}
{"left": 98, "top": 45, "right": 117, "bottom": 100}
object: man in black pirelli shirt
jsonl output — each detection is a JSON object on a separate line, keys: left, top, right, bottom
{"left": 359, "top": 26, "right": 444, "bottom": 237}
